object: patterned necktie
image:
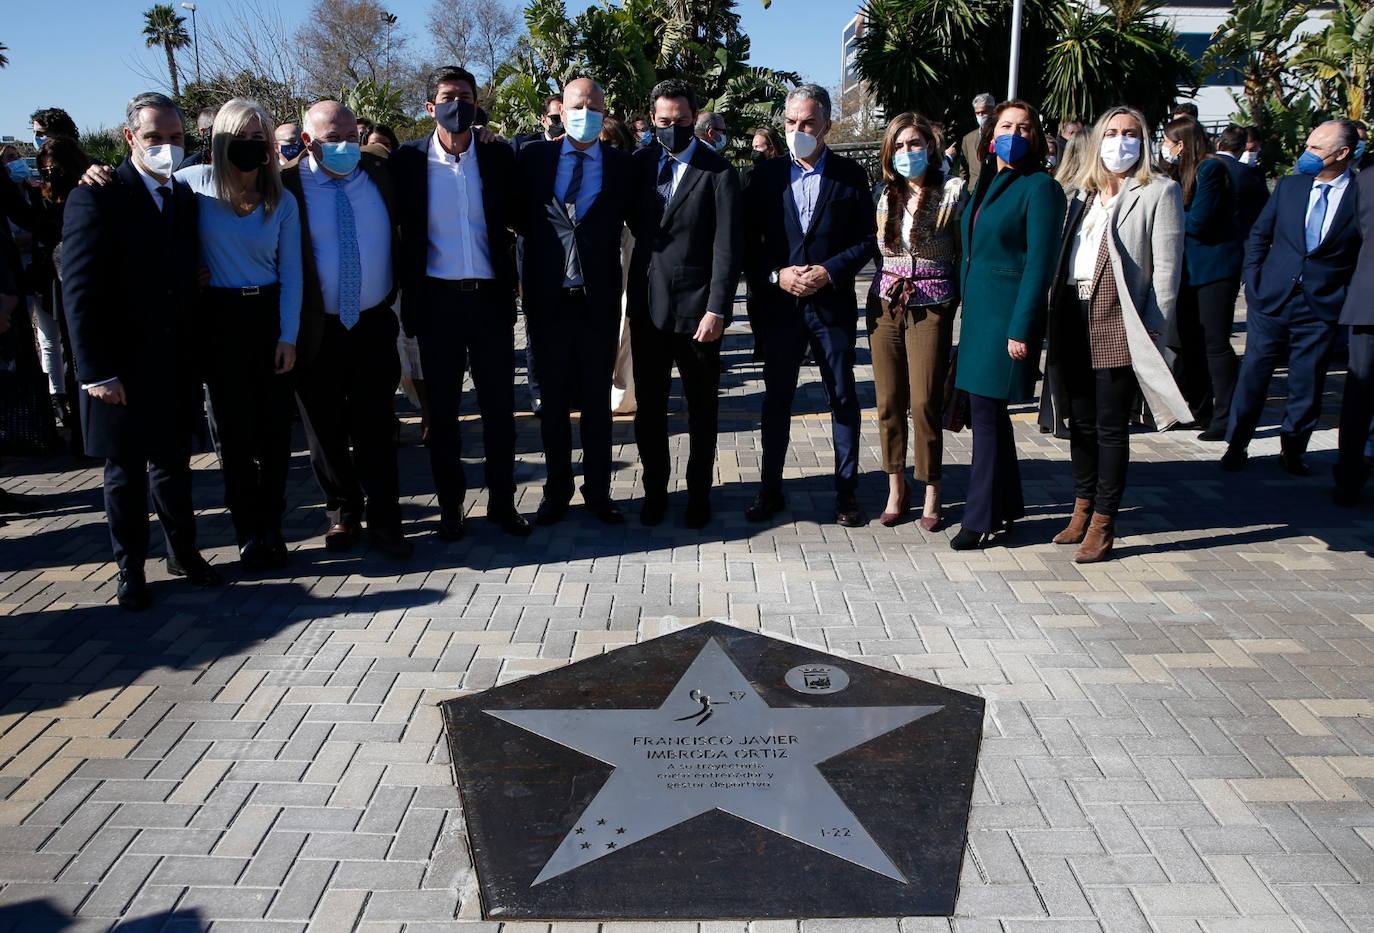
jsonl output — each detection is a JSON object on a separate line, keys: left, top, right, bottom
{"left": 564, "top": 150, "right": 588, "bottom": 222}
{"left": 333, "top": 178, "right": 361, "bottom": 330}
{"left": 656, "top": 155, "right": 674, "bottom": 209}
{"left": 1305, "top": 183, "right": 1331, "bottom": 254}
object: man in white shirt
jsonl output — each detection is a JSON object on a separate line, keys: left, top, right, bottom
{"left": 392, "top": 66, "right": 531, "bottom": 541}
{"left": 286, "top": 100, "right": 411, "bottom": 560}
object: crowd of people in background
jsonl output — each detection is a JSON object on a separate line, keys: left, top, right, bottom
{"left": 0, "top": 67, "right": 1370, "bottom": 610}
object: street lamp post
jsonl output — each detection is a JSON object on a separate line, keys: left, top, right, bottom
{"left": 1007, "top": 0, "right": 1024, "bottom": 100}
{"left": 181, "top": 2, "right": 201, "bottom": 86}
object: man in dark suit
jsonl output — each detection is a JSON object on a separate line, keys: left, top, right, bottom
{"left": 513, "top": 78, "right": 633, "bottom": 526}
{"left": 742, "top": 84, "right": 877, "bottom": 526}
{"left": 391, "top": 66, "right": 531, "bottom": 540}
{"left": 1224, "top": 120, "right": 1364, "bottom": 475}
{"left": 512, "top": 93, "right": 565, "bottom": 155}
{"left": 1333, "top": 166, "right": 1374, "bottom": 504}
{"left": 627, "top": 79, "right": 742, "bottom": 529}
{"left": 1215, "top": 124, "right": 1270, "bottom": 241}
{"left": 957, "top": 93, "right": 996, "bottom": 191}
{"left": 62, "top": 92, "right": 221, "bottom": 609}
{"left": 285, "top": 99, "right": 412, "bottom": 559}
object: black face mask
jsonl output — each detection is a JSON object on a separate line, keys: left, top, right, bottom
{"left": 434, "top": 99, "right": 476, "bottom": 135}
{"left": 656, "top": 124, "right": 694, "bottom": 155}
{"left": 227, "top": 138, "right": 270, "bottom": 171}
{"left": 751, "top": 149, "right": 768, "bottom": 164}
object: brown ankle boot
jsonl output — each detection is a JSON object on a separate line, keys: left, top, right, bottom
{"left": 1053, "top": 498, "right": 1093, "bottom": 544}
{"left": 1074, "top": 513, "right": 1115, "bottom": 563}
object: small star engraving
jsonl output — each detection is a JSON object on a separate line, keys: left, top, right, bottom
{"left": 615, "top": 827, "right": 625, "bottom": 834}
{"left": 606, "top": 841, "right": 617, "bottom": 849}
{"left": 574, "top": 827, "right": 585, "bottom": 834}
{"left": 596, "top": 819, "right": 606, "bottom": 825}
{"left": 580, "top": 842, "right": 591, "bottom": 849}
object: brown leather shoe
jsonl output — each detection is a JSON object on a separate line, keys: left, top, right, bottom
{"left": 878, "top": 481, "right": 910, "bottom": 527}
{"left": 324, "top": 521, "right": 360, "bottom": 553}
{"left": 1074, "top": 513, "right": 1115, "bottom": 563}
{"left": 1053, "top": 498, "right": 1093, "bottom": 545}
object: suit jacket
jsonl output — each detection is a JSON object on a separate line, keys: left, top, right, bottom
{"left": 741, "top": 149, "right": 877, "bottom": 329}
{"left": 1048, "top": 178, "right": 1191, "bottom": 428}
{"left": 1218, "top": 153, "right": 1269, "bottom": 246}
{"left": 1244, "top": 172, "right": 1362, "bottom": 321}
{"left": 1340, "top": 168, "right": 1374, "bottom": 326}
{"left": 513, "top": 139, "right": 633, "bottom": 320}
{"left": 61, "top": 158, "right": 201, "bottom": 459}
{"left": 959, "top": 127, "right": 989, "bottom": 192}
{"left": 626, "top": 143, "right": 742, "bottom": 334}
{"left": 281, "top": 152, "right": 401, "bottom": 366}
{"left": 955, "top": 166, "right": 1066, "bottom": 402}
{"left": 1182, "top": 157, "right": 1241, "bottom": 286}
{"left": 390, "top": 133, "right": 519, "bottom": 337}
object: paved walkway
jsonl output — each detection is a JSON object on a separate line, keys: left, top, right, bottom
{"left": 1, "top": 294, "right": 1373, "bottom": 932}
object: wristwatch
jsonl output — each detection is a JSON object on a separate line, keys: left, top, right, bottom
{"left": 768, "top": 268, "right": 781, "bottom": 285}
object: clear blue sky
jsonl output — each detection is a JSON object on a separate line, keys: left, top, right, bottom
{"left": 0, "top": 0, "right": 853, "bottom": 139}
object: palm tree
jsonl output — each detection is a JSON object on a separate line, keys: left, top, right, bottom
{"left": 1202, "top": 0, "right": 1313, "bottom": 131}
{"left": 142, "top": 4, "right": 191, "bottom": 97}
{"left": 0, "top": 41, "right": 9, "bottom": 69}
{"left": 1294, "top": 0, "right": 1374, "bottom": 122}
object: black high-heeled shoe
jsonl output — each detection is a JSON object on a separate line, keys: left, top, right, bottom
{"left": 949, "top": 527, "right": 987, "bottom": 551}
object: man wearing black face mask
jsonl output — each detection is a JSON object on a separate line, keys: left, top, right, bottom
{"left": 626, "top": 78, "right": 742, "bottom": 529}
{"left": 391, "top": 65, "right": 531, "bottom": 541}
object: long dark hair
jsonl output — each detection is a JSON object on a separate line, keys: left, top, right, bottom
{"left": 1163, "top": 117, "right": 1211, "bottom": 207}
{"left": 37, "top": 136, "right": 90, "bottom": 204}
{"left": 879, "top": 112, "right": 944, "bottom": 253}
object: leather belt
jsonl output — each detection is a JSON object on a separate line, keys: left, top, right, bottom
{"left": 562, "top": 286, "right": 587, "bottom": 297}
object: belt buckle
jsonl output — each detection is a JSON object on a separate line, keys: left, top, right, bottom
{"left": 1076, "top": 281, "right": 1093, "bottom": 301}
{"left": 565, "top": 285, "right": 586, "bottom": 297}
{"left": 242, "top": 285, "right": 261, "bottom": 297}
{"left": 458, "top": 280, "right": 480, "bottom": 292}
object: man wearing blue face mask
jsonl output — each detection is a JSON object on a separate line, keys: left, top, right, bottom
{"left": 512, "top": 77, "right": 634, "bottom": 527}
{"left": 275, "top": 120, "right": 304, "bottom": 166}
{"left": 1223, "top": 119, "right": 1363, "bottom": 476}
{"left": 695, "top": 111, "right": 729, "bottom": 155}
{"left": 392, "top": 65, "right": 531, "bottom": 541}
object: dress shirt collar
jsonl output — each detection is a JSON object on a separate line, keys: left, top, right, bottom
{"left": 430, "top": 128, "right": 476, "bottom": 166}
{"left": 1215, "top": 150, "right": 1237, "bottom": 161}
{"left": 1313, "top": 169, "right": 1352, "bottom": 191}
{"left": 560, "top": 136, "right": 602, "bottom": 162}
{"left": 131, "top": 157, "right": 170, "bottom": 201}
{"left": 659, "top": 137, "right": 697, "bottom": 167}
{"left": 791, "top": 147, "right": 829, "bottom": 177}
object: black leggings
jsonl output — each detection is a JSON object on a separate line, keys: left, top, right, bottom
{"left": 1066, "top": 364, "right": 1138, "bottom": 517}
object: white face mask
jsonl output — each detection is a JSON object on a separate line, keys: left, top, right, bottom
{"left": 786, "top": 130, "right": 819, "bottom": 161}
{"left": 975, "top": 113, "right": 989, "bottom": 129}
{"left": 1160, "top": 144, "right": 1180, "bottom": 165}
{"left": 1100, "top": 135, "right": 1142, "bottom": 174}
{"left": 138, "top": 142, "right": 183, "bottom": 177}
{"left": 1239, "top": 150, "right": 1258, "bottom": 166}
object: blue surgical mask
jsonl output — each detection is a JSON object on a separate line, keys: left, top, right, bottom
{"left": 638, "top": 130, "right": 653, "bottom": 148}
{"left": 891, "top": 149, "right": 928, "bottom": 179}
{"left": 34, "top": 134, "right": 47, "bottom": 149}
{"left": 993, "top": 133, "right": 1030, "bottom": 166}
{"left": 709, "top": 133, "right": 730, "bottom": 153}
{"left": 563, "top": 107, "right": 603, "bottom": 145}
{"left": 7, "top": 160, "right": 32, "bottom": 183}
{"left": 318, "top": 140, "right": 361, "bottom": 175}
{"left": 279, "top": 141, "right": 304, "bottom": 161}
{"left": 1296, "top": 150, "right": 1327, "bottom": 176}
{"left": 1355, "top": 141, "right": 1366, "bottom": 160}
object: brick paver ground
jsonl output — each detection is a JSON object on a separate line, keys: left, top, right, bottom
{"left": 2, "top": 284, "right": 1373, "bottom": 932}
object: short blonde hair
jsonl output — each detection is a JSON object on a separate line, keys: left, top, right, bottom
{"left": 1065, "top": 105, "right": 1159, "bottom": 194}
{"left": 210, "top": 97, "right": 283, "bottom": 215}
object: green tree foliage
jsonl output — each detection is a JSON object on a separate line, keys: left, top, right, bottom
{"left": 0, "top": 41, "right": 9, "bottom": 69}
{"left": 142, "top": 4, "right": 192, "bottom": 97}
{"left": 80, "top": 128, "right": 129, "bottom": 168}
{"left": 340, "top": 79, "right": 409, "bottom": 125}
{"left": 1293, "top": 0, "right": 1374, "bottom": 122}
{"left": 1201, "top": 0, "right": 1313, "bottom": 132}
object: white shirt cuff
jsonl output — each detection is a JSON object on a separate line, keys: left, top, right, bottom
{"left": 707, "top": 311, "right": 725, "bottom": 319}
{"left": 81, "top": 377, "right": 118, "bottom": 389}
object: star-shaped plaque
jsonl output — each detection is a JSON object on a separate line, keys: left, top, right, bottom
{"left": 486, "top": 639, "right": 941, "bottom": 884}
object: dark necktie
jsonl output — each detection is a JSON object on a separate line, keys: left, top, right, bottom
{"left": 155, "top": 185, "right": 171, "bottom": 220}
{"left": 656, "top": 156, "right": 674, "bottom": 210}
{"left": 564, "top": 150, "right": 588, "bottom": 222}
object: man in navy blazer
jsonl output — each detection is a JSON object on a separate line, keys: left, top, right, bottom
{"left": 62, "top": 92, "right": 221, "bottom": 609}
{"left": 391, "top": 66, "right": 531, "bottom": 541}
{"left": 513, "top": 78, "right": 634, "bottom": 526}
{"left": 1215, "top": 124, "right": 1270, "bottom": 241}
{"left": 1333, "top": 166, "right": 1374, "bottom": 503}
{"left": 1223, "top": 120, "right": 1363, "bottom": 475}
{"left": 742, "top": 84, "right": 877, "bottom": 526}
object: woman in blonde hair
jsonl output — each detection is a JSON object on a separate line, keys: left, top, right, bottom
{"left": 1044, "top": 105, "right": 1190, "bottom": 562}
{"left": 177, "top": 98, "right": 303, "bottom": 572}
{"left": 867, "top": 112, "right": 966, "bottom": 529}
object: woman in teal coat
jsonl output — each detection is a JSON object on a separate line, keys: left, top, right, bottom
{"left": 952, "top": 100, "right": 1066, "bottom": 550}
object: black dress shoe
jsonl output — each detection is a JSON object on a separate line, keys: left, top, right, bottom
{"left": 261, "top": 528, "right": 289, "bottom": 569}
{"left": 367, "top": 527, "right": 414, "bottom": 559}
{"left": 116, "top": 568, "right": 150, "bottom": 611}
{"left": 640, "top": 494, "right": 669, "bottom": 527}
{"left": 488, "top": 506, "right": 533, "bottom": 537}
{"left": 684, "top": 497, "right": 711, "bottom": 529}
{"left": 437, "top": 514, "right": 466, "bottom": 541}
{"left": 238, "top": 537, "right": 271, "bottom": 573}
{"left": 166, "top": 553, "right": 222, "bottom": 587}
{"left": 324, "top": 520, "right": 361, "bottom": 552}
{"left": 835, "top": 495, "right": 867, "bottom": 528}
{"left": 949, "top": 527, "right": 987, "bottom": 551}
{"left": 1220, "top": 445, "right": 1248, "bottom": 472}
{"left": 1197, "top": 428, "right": 1227, "bottom": 442}
{"left": 585, "top": 498, "right": 625, "bottom": 525}
{"left": 745, "top": 490, "right": 785, "bottom": 523}
{"left": 535, "top": 497, "right": 570, "bottom": 526}
{"left": 1279, "top": 437, "right": 1311, "bottom": 477}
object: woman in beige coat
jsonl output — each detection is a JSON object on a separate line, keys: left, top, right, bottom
{"left": 1045, "top": 105, "right": 1192, "bottom": 562}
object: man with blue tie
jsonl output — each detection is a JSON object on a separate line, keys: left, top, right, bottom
{"left": 742, "top": 85, "right": 877, "bottom": 526}
{"left": 513, "top": 77, "right": 633, "bottom": 526}
{"left": 286, "top": 100, "right": 411, "bottom": 559}
{"left": 1223, "top": 120, "right": 1363, "bottom": 475}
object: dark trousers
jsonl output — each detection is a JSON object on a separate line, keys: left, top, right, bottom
{"left": 203, "top": 291, "right": 293, "bottom": 545}
{"left": 1336, "top": 325, "right": 1374, "bottom": 492}
{"left": 1175, "top": 277, "right": 1240, "bottom": 433}
{"left": 1227, "top": 292, "right": 1338, "bottom": 451}
{"left": 964, "top": 394, "right": 1024, "bottom": 534}
{"left": 760, "top": 306, "right": 861, "bottom": 496}
{"left": 1066, "top": 364, "right": 1138, "bottom": 517}
{"left": 630, "top": 317, "right": 720, "bottom": 501}
{"left": 296, "top": 305, "right": 403, "bottom": 531}
{"left": 104, "top": 447, "right": 196, "bottom": 572}
{"left": 529, "top": 292, "right": 619, "bottom": 503}
{"left": 416, "top": 280, "right": 517, "bottom": 518}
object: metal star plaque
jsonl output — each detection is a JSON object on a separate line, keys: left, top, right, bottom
{"left": 441, "top": 622, "right": 984, "bottom": 919}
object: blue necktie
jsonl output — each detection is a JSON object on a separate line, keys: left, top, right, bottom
{"left": 333, "top": 178, "right": 361, "bottom": 330}
{"left": 1305, "top": 183, "right": 1331, "bottom": 254}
